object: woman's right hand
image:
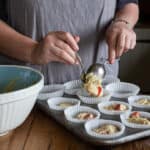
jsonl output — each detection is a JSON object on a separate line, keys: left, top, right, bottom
{"left": 31, "top": 31, "right": 80, "bottom": 65}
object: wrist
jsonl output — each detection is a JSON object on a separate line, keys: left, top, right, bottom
{"left": 30, "top": 41, "right": 39, "bottom": 64}
{"left": 112, "top": 18, "right": 133, "bottom": 29}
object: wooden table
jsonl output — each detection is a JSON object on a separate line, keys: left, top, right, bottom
{"left": 0, "top": 106, "right": 150, "bottom": 150}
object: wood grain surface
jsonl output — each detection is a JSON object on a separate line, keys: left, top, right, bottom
{"left": 0, "top": 106, "right": 149, "bottom": 150}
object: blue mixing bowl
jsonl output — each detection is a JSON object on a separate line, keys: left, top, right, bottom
{"left": 0, "top": 65, "right": 44, "bottom": 136}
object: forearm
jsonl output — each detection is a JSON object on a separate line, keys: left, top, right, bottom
{"left": 0, "top": 20, "right": 38, "bottom": 63}
{"left": 115, "top": 3, "right": 139, "bottom": 28}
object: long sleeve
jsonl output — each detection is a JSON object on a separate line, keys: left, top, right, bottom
{"left": 117, "top": 0, "right": 138, "bottom": 9}
{"left": 0, "top": 0, "right": 7, "bottom": 21}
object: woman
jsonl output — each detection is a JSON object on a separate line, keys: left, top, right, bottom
{"left": 0, "top": 0, "right": 139, "bottom": 84}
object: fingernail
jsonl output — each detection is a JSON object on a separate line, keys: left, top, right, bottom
{"left": 110, "top": 59, "right": 115, "bottom": 64}
{"left": 76, "top": 61, "right": 79, "bottom": 65}
{"left": 75, "top": 45, "right": 79, "bottom": 51}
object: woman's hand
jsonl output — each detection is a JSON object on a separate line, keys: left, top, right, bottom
{"left": 106, "top": 21, "right": 136, "bottom": 64}
{"left": 31, "top": 31, "right": 80, "bottom": 65}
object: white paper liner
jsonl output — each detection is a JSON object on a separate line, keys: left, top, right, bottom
{"left": 38, "top": 84, "right": 65, "bottom": 100}
{"left": 120, "top": 111, "right": 150, "bottom": 129}
{"left": 128, "top": 95, "right": 150, "bottom": 111}
{"left": 64, "top": 80, "right": 82, "bottom": 95}
{"left": 105, "top": 82, "right": 140, "bottom": 98}
{"left": 64, "top": 106, "right": 100, "bottom": 124}
{"left": 84, "top": 119, "right": 125, "bottom": 139}
{"left": 98, "top": 101, "right": 132, "bottom": 116}
{"left": 102, "top": 75, "right": 120, "bottom": 87}
{"left": 47, "top": 97, "right": 80, "bottom": 112}
{"left": 77, "top": 89, "right": 111, "bottom": 104}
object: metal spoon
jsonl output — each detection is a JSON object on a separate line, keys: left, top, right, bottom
{"left": 86, "top": 58, "right": 108, "bottom": 79}
{"left": 76, "top": 54, "right": 106, "bottom": 82}
{"left": 75, "top": 53, "right": 87, "bottom": 82}
{"left": 86, "top": 63, "right": 106, "bottom": 79}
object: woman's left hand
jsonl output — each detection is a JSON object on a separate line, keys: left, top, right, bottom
{"left": 106, "top": 21, "right": 136, "bottom": 64}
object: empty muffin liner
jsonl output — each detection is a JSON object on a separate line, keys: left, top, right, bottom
{"left": 64, "top": 80, "right": 82, "bottom": 95}
{"left": 102, "top": 75, "right": 120, "bottom": 87}
{"left": 105, "top": 82, "right": 140, "bottom": 98}
{"left": 38, "top": 84, "right": 65, "bottom": 100}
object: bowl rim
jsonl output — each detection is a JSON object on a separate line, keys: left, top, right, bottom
{"left": 0, "top": 65, "right": 44, "bottom": 102}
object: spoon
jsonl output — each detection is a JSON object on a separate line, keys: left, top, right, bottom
{"left": 75, "top": 53, "right": 87, "bottom": 82}
{"left": 76, "top": 53, "right": 106, "bottom": 82}
{"left": 86, "top": 63, "right": 106, "bottom": 79}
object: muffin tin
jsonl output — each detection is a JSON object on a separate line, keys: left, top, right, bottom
{"left": 37, "top": 79, "right": 150, "bottom": 146}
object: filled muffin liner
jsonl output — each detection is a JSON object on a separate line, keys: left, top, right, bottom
{"left": 38, "top": 84, "right": 65, "bottom": 100}
{"left": 120, "top": 111, "right": 150, "bottom": 129}
{"left": 64, "top": 106, "right": 100, "bottom": 125}
{"left": 64, "top": 80, "right": 82, "bottom": 95}
{"left": 102, "top": 75, "right": 120, "bottom": 87}
{"left": 77, "top": 89, "right": 111, "bottom": 104}
{"left": 98, "top": 101, "right": 132, "bottom": 116}
{"left": 47, "top": 97, "right": 80, "bottom": 111}
{"left": 105, "top": 82, "right": 140, "bottom": 98}
{"left": 128, "top": 95, "right": 150, "bottom": 111}
{"left": 84, "top": 119, "right": 125, "bottom": 139}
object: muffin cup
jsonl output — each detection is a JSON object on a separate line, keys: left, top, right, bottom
{"left": 102, "top": 75, "right": 120, "bottom": 87}
{"left": 64, "top": 106, "right": 100, "bottom": 125}
{"left": 120, "top": 111, "right": 150, "bottom": 129}
{"left": 77, "top": 89, "right": 111, "bottom": 105}
{"left": 84, "top": 119, "right": 125, "bottom": 139}
{"left": 105, "top": 82, "right": 140, "bottom": 98}
{"left": 38, "top": 84, "right": 65, "bottom": 100}
{"left": 64, "top": 80, "right": 82, "bottom": 95}
{"left": 98, "top": 101, "right": 132, "bottom": 120}
{"left": 128, "top": 95, "right": 150, "bottom": 111}
{"left": 47, "top": 97, "right": 80, "bottom": 111}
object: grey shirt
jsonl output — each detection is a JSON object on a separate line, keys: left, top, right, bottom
{"left": 0, "top": 0, "right": 130, "bottom": 84}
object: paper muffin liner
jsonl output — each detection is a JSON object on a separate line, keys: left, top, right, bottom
{"left": 47, "top": 97, "right": 80, "bottom": 112}
{"left": 64, "top": 106, "right": 100, "bottom": 125}
{"left": 102, "top": 75, "right": 120, "bottom": 87}
{"left": 105, "top": 82, "right": 140, "bottom": 98}
{"left": 64, "top": 80, "right": 82, "bottom": 95}
{"left": 38, "top": 84, "right": 65, "bottom": 100}
{"left": 128, "top": 95, "right": 150, "bottom": 111}
{"left": 120, "top": 111, "right": 150, "bottom": 129}
{"left": 84, "top": 119, "right": 125, "bottom": 139}
{"left": 98, "top": 101, "right": 132, "bottom": 116}
{"left": 77, "top": 89, "right": 111, "bottom": 105}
